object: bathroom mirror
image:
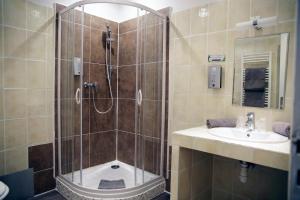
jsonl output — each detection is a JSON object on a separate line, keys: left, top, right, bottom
{"left": 232, "top": 33, "right": 289, "bottom": 109}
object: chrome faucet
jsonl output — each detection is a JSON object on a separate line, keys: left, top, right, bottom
{"left": 246, "top": 112, "right": 255, "bottom": 132}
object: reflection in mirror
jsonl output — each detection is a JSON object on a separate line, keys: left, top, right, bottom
{"left": 232, "top": 33, "right": 289, "bottom": 110}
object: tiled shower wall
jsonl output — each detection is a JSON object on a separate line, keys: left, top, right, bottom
{"left": 0, "top": 0, "right": 55, "bottom": 195}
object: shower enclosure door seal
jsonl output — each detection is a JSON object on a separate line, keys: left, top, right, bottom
{"left": 57, "top": 13, "right": 62, "bottom": 176}
{"left": 79, "top": 5, "right": 85, "bottom": 186}
{"left": 134, "top": 7, "right": 140, "bottom": 187}
{"left": 160, "top": 17, "right": 167, "bottom": 177}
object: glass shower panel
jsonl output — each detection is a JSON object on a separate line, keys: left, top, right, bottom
{"left": 136, "top": 10, "right": 165, "bottom": 185}
{"left": 59, "top": 6, "right": 83, "bottom": 184}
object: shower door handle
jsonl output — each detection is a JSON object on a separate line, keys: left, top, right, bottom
{"left": 137, "top": 89, "right": 143, "bottom": 106}
{"left": 75, "top": 88, "right": 81, "bottom": 104}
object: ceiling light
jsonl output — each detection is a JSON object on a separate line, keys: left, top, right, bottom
{"left": 198, "top": 8, "right": 208, "bottom": 18}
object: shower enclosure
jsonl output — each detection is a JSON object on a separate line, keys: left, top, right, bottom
{"left": 56, "top": 0, "right": 168, "bottom": 199}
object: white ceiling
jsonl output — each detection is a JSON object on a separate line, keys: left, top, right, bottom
{"left": 29, "top": 0, "right": 219, "bottom": 22}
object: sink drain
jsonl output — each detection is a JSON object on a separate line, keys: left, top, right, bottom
{"left": 111, "top": 165, "right": 120, "bottom": 169}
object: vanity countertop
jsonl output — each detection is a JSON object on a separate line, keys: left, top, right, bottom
{"left": 172, "top": 127, "right": 290, "bottom": 171}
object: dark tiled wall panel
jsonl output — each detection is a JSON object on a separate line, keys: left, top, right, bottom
{"left": 117, "top": 131, "right": 135, "bottom": 166}
{"left": 33, "top": 169, "right": 56, "bottom": 195}
{"left": 29, "top": 143, "right": 53, "bottom": 172}
{"left": 118, "top": 66, "right": 136, "bottom": 99}
{"left": 118, "top": 99, "right": 136, "bottom": 133}
{"left": 28, "top": 143, "right": 55, "bottom": 195}
{"left": 119, "top": 31, "right": 137, "bottom": 66}
{"left": 90, "top": 131, "right": 116, "bottom": 167}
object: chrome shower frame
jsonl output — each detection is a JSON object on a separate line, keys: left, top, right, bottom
{"left": 56, "top": 0, "right": 168, "bottom": 199}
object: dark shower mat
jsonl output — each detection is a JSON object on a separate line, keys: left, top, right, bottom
{"left": 98, "top": 179, "right": 126, "bottom": 189}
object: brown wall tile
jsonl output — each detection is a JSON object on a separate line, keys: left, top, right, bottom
{"left": 117, "top": 131, "right": 135, "bottom": 166}
{"left": 118, "top": 66, "right": 136, "bottom": 99}
{"left": 34, "top": 169, "right": 55, "bottom": 195}
{"left": 73, "top": 135, "right": 90, "bottom": 170}
{"left": 118, "top": 99, "right": 136, "bottom": 133}
{"left": 28, "top": 143, "right": 53, "bottom": 172}
{"left": 90, "top": 99, "right": 115, "bottom": 133}
{"left": 90, "top": 131, "right": 116, "bottom": 167}
{"left": 90, "top": 28, "right": 105, "bottom": 64}
{"left": 119, "top": 31, "right": 137, "bottom": 66}
{"left": 119, "top": 18, "right": 137, "bottom": 34}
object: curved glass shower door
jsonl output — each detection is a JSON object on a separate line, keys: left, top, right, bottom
{"left": 57, "top": 1, "right": 167, "bottom": 193}
{"left": 135, "top": 10, "right": 166, "bottom": 185}
{"left": 58, "top": 5, "right": 84, "bottom": 184}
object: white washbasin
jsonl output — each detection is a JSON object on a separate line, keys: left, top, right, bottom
{"left": 208, "top": 127, "right": 288, "bottom": 143}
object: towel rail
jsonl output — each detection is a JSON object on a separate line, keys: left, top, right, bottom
{"left": 241, "top": 52, "right": 272, "bottom": 108}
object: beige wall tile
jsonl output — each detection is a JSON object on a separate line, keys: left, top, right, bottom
{"left": 189, "top": 65, "right": 206, "bottom": 94}
{"left": 0, "top": 121, "right": 3, "bottom": 151}
{"left": 0, "top": 59, "right": 3, "bottom": 89}
{"left": 173, "top": 66, "right": 191, "bottom": 94}
{"left": 186, "top": 94, "right": 204, "bottom": 124}
{"left": 3, "top": 58, "right": 27, "bottom": 88}
{"left": 190, "top": 35, "right": 207, "bottom": 66}
{"left": 28, "top": 117, "right": 49, "bottom": 145}
{"left": 173, "top": 93, "right": 188, "bottom": 122}
{"left": 174, "top": 10, "right": 190, "bottom": 37}
{"left": 228, "top": 0, "right": 250, "bottom": 29}
{"left": 46, "top": 89, "right": 54, "bottom": 115}
{"left": 207, "top": 31, "right": 227, "bottom": 55}
{"left": 204, "top": 94, "right": 226, "bottom": 119}
{"left": 46, "top": 35, "right": 55, "bottom": 62}
{"left": 28, "top": 89, "right": 46, "bottom": 116}
{"left": 252, "top": 0, "right": 277, "bottom": 18}
{"left": 26, "top": 1, "right": 49, "bottom": 33}
{"left": 278, "top": 0, "right": 296, "bottom": 21}
{"left": 46, "top": 116, "right": 54, "bottom": 140}
{"left": 27, "top": 60, "right": 46, "bottom": 88}
{"left": 0, "top": 26, "right": 3, "bottom": 57}
{"left": 190, "top": 5, "right": 208, "bottom": 34}
{"left": 174, "top": 37, "right": 191, "bottom": 65}
{"left": 5, "top": 146, "right": 28, "bottom": 174}
{"left": 208, "top": 0, "right": 228, "bottom": 32}
{"left": 3, "top": 0, "right": 26, "bottom": 28}
{"left": 4, "top": 89, "right": 27, "bottom": 119}
{"left": 4, "top": 26, "right": 26, "bottom": 58}
{"left": 4, "top": 119, "right": 27, "bottom": 149}
{"left": 26, "top": 31, "right": 46, "bottom": 60}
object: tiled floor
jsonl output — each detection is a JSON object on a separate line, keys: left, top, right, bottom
{"left": 30, "top": 190, "right": 170, "bottom": 200}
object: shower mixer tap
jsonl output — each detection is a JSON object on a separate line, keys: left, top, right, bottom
{"left": 83, "top": 82, "right": 98, "bottom": 91}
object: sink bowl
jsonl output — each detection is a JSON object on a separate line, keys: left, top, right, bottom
{"left": 208, "top": 128, "right": 288, "bottom": 143}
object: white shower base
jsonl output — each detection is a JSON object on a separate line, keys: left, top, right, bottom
{"left": 63, "top": 160, "right": 159, "bottom": 189}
